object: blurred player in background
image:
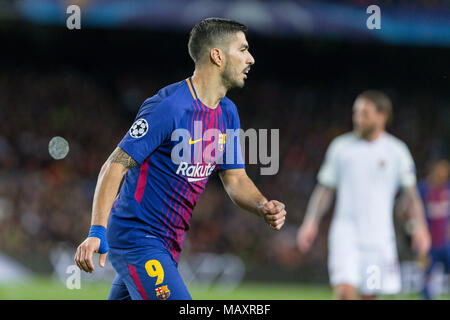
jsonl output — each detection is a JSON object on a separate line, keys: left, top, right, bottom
{"left": 418, "top": 159, "right": 449, "bottom": 299}
{"left": 74, "top": 18, "right": 287, "bottom": 300}
{"left": 296, "top": 90, "right": 431, "bottom": 299}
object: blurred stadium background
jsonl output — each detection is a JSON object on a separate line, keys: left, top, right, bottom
{"left": 0, "top": 0, "right": 449, "bottom": 299}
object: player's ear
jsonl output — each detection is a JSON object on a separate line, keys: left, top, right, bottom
{"left": 209, "top": 48, "right": 224, "bottom": 67}
{"left": 379, "top": 110, "right": 390, "bottom": 127}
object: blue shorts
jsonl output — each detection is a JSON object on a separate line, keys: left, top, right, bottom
{"left": 107, "top": 241, "right": 191, "bottom": 300}
{"left": 426, "top": 244, "right": 450, "bottom": 275}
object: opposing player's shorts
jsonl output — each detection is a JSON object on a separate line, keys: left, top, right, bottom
{"left": 327, "top": 222, "right": 401, "bottom": 295}
{"left": 107, "top": 240, "right": 191, "bottom": 300}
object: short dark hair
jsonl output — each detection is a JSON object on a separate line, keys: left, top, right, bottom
{"left": 357, "top": 90, "right": 393, "bottom": 124}
{"left": 188, "top": 17, "right": 248, "bottom": 64}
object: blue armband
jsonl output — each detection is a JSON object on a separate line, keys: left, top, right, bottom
{"left": 88, "top": 225, "right": 109, "bottom": 254}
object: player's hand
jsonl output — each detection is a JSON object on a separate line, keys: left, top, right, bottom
{"left": 74, "top": 237, "right": 108, "bottom": 273}
{"left": 258, "top": 200, "right": 286, "bottom": 231}
{"left": 296, "top": 218, "right": 318, "bottom": 254}
{"left": 412, "top": 224, "right": 431, "bottom": 258}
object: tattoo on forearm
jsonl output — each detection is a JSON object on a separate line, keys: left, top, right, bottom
{"left": 108, "top": 147, "right": 138, "bottom": 169}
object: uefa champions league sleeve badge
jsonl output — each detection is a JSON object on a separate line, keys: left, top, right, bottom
{"left": 129, "top": 118, "right": 149, "bottom": 138}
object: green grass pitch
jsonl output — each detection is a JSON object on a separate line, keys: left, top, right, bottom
{"left": 0, "top": 277, "right": 448, "bottom": 300}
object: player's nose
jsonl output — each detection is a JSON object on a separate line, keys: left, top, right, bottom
{"left": 247, "top": 52, "right": 255, "bottom": 65}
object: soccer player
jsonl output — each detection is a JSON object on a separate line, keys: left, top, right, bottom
{"left": 296, "top": 90, "right": 431, "bottom": 299}
{"left": 418, "top": 159, "right": 449, "bottom": 299}
{"left": 74, "top": 18, "right": 287, "bottom": 300}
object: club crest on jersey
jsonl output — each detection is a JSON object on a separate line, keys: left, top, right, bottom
{"left": 155, "top": 285, "right": 170, "bottom": 300}
{"left": 218, "top": 133, "right": 226, "bottom": 151}
{"left": 129, "top": 118, "right": 148, "bottom": 138}
{"left": 176, "top": 161, "right": 215, "bottom": 183}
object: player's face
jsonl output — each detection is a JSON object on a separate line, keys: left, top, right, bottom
{"left": 221, "top": 31, "right": 255, "bottom": 90}
{"left": 431, "top": 160, "right": 450, "bottom": 185}
{"left": 352, "top": 98, "right": 384, "bottom": 138}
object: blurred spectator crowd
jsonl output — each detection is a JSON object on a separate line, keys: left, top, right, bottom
{"left": 0, "top": 67, "right": 448, "bottom": 279}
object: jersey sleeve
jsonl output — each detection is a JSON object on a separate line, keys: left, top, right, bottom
{"left": 317, "top": 138, "right": 340, "bottom": 188}
{"left": 118, "top": 99, "right": 175, "bottom": 165}
{"left": 397, "top": 143, "right": 417, "bottom": 188}
{"left": 217, "top": 104, "right": 245, "bottom": 171}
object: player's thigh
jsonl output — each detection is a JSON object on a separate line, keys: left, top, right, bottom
{"left": 359, "top": 244, "right": 401, "bottom": 296}
{"left": 108, "top": 247, "right": 147, "bottom": 300}
{"left": 124, "top": 246, "right": 191, "bottom": 300}
{"left": 108, "top": 274, "right": 131, "bottom": 300}
{"left": 328, "top": 224, "right": 360, "bottom": 288}
{"left": 328, "top": 250, "right": 360, "bottom": 290}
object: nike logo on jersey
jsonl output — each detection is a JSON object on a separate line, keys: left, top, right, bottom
{"left": 189, "top": 138, "right": 202, "bottom": 145}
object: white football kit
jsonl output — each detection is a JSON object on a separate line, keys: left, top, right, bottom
{"left": 317, "top": 132, "right": 417, "bottom": 295}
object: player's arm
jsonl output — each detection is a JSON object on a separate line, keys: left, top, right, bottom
{"left": 218, "top": 168, "right": 286, "bottom": 231}
{"left": 303, "top": 183, "right": 335, "bottom": 225}
{"left": 90, "top": 147, "right": 137, "bottom": 226}
{"left": 75, "top": 147, "right": 137, "bottom": 273}
{"left": 397, "top": 185, "right": 431, "bottom": 257}
{"left": 296, "top": 183, "right": 335, "bottom": 253}
{"left": 395, "top": 142, "right": 431, "bottom": 258}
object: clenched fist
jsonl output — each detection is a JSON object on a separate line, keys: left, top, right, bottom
{"left": 258, "top": 200, "right": 287, "bottom": 231}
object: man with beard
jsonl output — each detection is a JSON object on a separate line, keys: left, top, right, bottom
{"left": 296, "top": 90, "right": 430, "bottom": 299}
{"left": 74, "top": 18, "right": 287, "bottom": 300}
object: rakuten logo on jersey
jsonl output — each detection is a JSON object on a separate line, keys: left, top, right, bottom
{"left": 176, "top": 162, "right": 216, "bottom": 182}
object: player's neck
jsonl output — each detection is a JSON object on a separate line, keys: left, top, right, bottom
{"left": 357, "top": 129, "right": 385, "bottom": 142}
{"left": 367, "top": 129, "right": 384, "bottom": 141}
{"left": 191, "top": 70, "right": 226, "bottom": 109}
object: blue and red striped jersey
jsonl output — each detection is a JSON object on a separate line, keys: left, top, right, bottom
{"left": 418, "top": 180, "right": 449, "bottom": 249}
{"left": 107, "top": 78, "right": 244, "bottom": 262}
